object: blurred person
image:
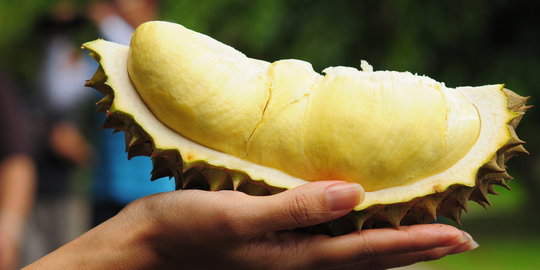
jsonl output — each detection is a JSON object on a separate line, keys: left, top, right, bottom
{"left": 87, "top": 0, "right": 173, "bottom": 227}
{"left": 21, "top": 1, "right": 95, "bottom": 265}
{"left": 89, "top": 0, "right": 160, "bottom": 45}
{"left": 0, "top": 69, "right": 36, "bottom": 270}
{"left": 22, "top": 0, "right": 168, "bottom": 264}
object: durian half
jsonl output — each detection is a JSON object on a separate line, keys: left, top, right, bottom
{"left": 83, "top": 21, "right": 529, "bottom": 234}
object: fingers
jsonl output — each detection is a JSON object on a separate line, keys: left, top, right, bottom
{"left": 235, "top": 181, "right": 364, "bottom": 235}
{"left": 354, "top": 239, "right": 478, "bottom": 270}
{"left": 330, "top": 241, "right": 478, "bottom": 270}
{"left": 308, "top": 224, "right": 475, "bottom": 269}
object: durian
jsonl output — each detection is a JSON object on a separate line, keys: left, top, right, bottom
{"left": 83, "top": 21, "right": 529, "bottom": 235}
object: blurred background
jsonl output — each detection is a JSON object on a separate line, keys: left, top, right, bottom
{"left": 0, "top": 0, "right": 538, "bottom": 269}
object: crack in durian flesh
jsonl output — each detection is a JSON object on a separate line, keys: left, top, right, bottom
{"left": 127, "top": 21, "right": 482, "bottom": 192}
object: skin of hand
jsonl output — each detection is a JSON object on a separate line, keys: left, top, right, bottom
{"left": 0, "top": 155, "right": 36, "bottom": 270}
{"left": 88, "top": 0, "right": 118, "bottom": 25}
{"left": 49, "top": 122, "right": 92, "bottom": 166}
{"left": 24, "top": 180, "right": 477, "bottom": 270}
{"left": 112, "top": 0, "right": 159, "bottom": 27}
{"left": 0, "top": 229, "right": 19, "bottom": 270}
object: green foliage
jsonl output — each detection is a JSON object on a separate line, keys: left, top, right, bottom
{"left": 158, "top": 0, "right": 539, "bottom": 108}
{"left": 0, "top": 0, "right": 50, "bottom": 50}
{"left": 0, "top": 0, "right": 50, "bottom": 89}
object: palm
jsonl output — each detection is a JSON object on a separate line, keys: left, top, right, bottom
{"left": 133, "top": 184, "right": 476, "bottom": 270}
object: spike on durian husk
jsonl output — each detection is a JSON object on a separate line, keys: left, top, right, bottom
{"left": 201, "top": 168, "right": 232, "bottom": 191}
{"left": 401, "top": 195, "right": 444, "bottom": 225}
{"left": 373, "top": 204, "right": 412, "bottom": 228}
{"left": 230, "top": 171, "right": 248, "bottom": 191}
{"left": 470, "top": 181, "right": 492, "bottom": 209}
{"left": 487, "top": 184, "right": 500, "bottom": 195}
{"left": 82, "top": 22, "right": 529, "bottom": 235}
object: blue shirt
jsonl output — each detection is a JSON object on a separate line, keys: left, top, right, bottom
{"left": 94, "top": 119, "right": 175, "bottom": 204}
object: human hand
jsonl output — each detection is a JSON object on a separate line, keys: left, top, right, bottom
{"left": 87, "top": 0, "right": 117, "bottom": 25}
{"left": 0, "top": 228, "right": 20, "bottom": 270}
{"left": 49, "top": 122, "right": 92, "bottom": 166}
{"left": 26, "top": 181, "right": 477, "bottom": 269}
{"left": 112, "top": 0, "right": 159, "bottom": 28}
{"left": 0, "top": 154, "right": 35, "bottom": 270}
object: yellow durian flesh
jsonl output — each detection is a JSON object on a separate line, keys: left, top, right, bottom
{"left": 126, "top": 21, "right": 510, "bottom": 195}
{"left": 83, "top": 20, "right": 527, "bottom": 228}
{"left": 127, "top": 25, "right": 267, "bottom": 158}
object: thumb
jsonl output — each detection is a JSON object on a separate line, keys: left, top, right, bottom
{"left": 240, "top": 181, "right": 364, "bottom": 235}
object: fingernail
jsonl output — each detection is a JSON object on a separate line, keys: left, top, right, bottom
{"left": 469, "top": 240, "right": 480, "bottom": 250}
{"left": 461, "top": 231, "right": 473, "bottom": 243}
{"left": 449, "top": 231, "right": 479, "bottom": 255}
{"left": 326, "top": 183, "right": 364, "bottom": 211}
{"left": 460, "top": 230, "right": 473, "bottom": 242}
{"left": 449, "top": 239, "right": 480, "bottom": 254}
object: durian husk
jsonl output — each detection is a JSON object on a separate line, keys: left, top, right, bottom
{"left": 83, "top": 40, "right": 529, "bottom": 236}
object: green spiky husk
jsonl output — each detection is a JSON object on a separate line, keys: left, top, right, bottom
{"left": 85, "top": 54, "right": 529, "bottom": 236}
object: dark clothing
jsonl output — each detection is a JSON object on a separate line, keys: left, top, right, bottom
{"left": 0, "top": 70, "right": 32, "bottom": 161}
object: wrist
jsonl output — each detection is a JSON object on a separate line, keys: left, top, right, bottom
{"left": 116, "top": 198, "right": 194, "bottom": 269}
{"left": 108, "top": 208, "right": 163, "bottom": 269}
{"left": 24, "top": 210, "right": 159, "bottom": 269}
{"left": 81, "top": 211, "right": 161, "bottom": 269}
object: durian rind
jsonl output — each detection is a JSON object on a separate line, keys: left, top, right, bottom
{"left": 83, "top": 34, "right": 528, "bottom": 234}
